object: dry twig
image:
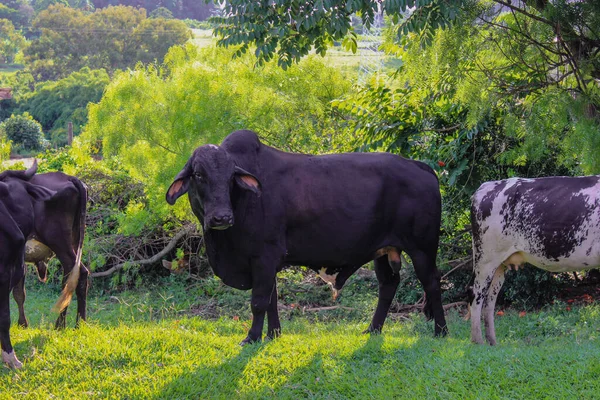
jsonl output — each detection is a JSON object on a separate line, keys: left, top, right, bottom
{"left": 90, "top": 225, "right": 197, "bottom": 278}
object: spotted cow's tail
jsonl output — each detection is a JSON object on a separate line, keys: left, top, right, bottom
{"left": 53, "top": 178, "right": 87, "bottom": 313}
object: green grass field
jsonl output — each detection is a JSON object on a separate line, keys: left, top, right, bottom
{"left": 1, "top": 276, "right": 599, "bottom": 399}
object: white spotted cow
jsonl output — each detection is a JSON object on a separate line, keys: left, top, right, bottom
{"left": 470, "top": 175, "right": 600, "bottom": 345}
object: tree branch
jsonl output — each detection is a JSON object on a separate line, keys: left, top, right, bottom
{"left": 492, "top": 0, "right": 554, "bottom": 26}
{"left": 422, "top": 124, "right": 462, "bottom": 133}
{"left": 90, "top": 225, "right": 197, "bottom": 278}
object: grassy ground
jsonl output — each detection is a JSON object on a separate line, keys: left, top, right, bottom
{"left": 0, "top": 275, "right": 599, "bottom": 399}
{"left": 0, "top": 64, "right": 24, "bottom": 75}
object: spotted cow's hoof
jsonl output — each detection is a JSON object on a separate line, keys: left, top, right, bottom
{"left": 2, "top": 350, "right": 23, "bottom": 369}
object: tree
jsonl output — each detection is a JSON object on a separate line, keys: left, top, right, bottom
{"left": 90, "top": 0, "right": 217, "bottom": 21}
{"left": 149, "top": 6, "right": 173, "bottom": 19}
{"left": 31, "top": 0, "right": 69, "bottom": 13}
{"left": 0, "top": 0, "right": 33, "bottom": 30}
{"left": 212, "top": 0, "right": 465, "bottom": 68}
{"left": 0, "top": 18, "right": 26, "bottom": 63}
{"left": 24, "top": 4, "right": 191, "bottom": 81}
{"left": 134, "top": 18, "right": 191, "bottom": 63}
{"left": 18, "top": 67, "right": 110, "bottom": 145}
{"left": 25, "top": 5, "right": 91, "bottom": 80}
{"left": 213, "top": 1, "right": 600, "bottom": 168}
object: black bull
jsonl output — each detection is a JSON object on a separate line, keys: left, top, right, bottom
{"left": 167, "top": 130, "right": 448, "bottom": 343}
{"left": 0, "top": 167, "right": 57, "bottom": 368}
{"left": 15, "top": 171, "right": 89, "bottom": 329}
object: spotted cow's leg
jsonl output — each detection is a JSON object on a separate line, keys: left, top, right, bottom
{"left": 470, "top": 260, "right": 498, "bottom": 344}
{"left": 483, "top": 265, "right": 507, "bottom": 346}
{"left": 364, "top": 255, "right": 401, "bottom": 334}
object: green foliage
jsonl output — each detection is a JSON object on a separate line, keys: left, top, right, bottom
{"left": 24, "top": 4, "right": 191, "bottom": 81}
{"left": 81, "top": 43, "right": 352, "bottom": 226}
{"left": 212, "top": 0, "right": 466, "bottom": 68}
{"left": 183, "top": 18, "right": 215, "bottom": 30}
{"left": 0, "top": 0, "right": 33, "bottom": 29}
{"left": 149, "top": 6, "right": 173, "bottom": 19}
{"left": 0, "top": 69, "right": 34, "bottom": 100}
{"left": 36, "top": 146, "right": 76, "bottom": 171}
{"left": 0, "top": 135, "right": 9, "bottom": 160}
{"left": 501, "top": 269, "right": 572, "bottom": 310}
{"left": 0, "top": 111, "right": 45, "bottom": 152}
{"left": 329, "top": 7, "right": 599, "bottom": 308}
{"left": 18, "top": 67, "right": 109, "bottom": 146}
{"left": 133, "top": 17, "right": 192, "bottom": 64}
{"left": 31, "top": 0, "right": 70, "bottom": 13}
{"left": 89, "top": 0, "right": 216, "bottom": 21}
{"left": 0, "top": 18, "right": 26, "bottom": 64}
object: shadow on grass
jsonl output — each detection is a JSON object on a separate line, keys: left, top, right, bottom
{"left": 246, "top": 332, "right": 424, "bottom": 399}
{"left": 154, "top": 340, "right": 262, "bottom": 399}
{"left": 0, "top": 332, "right": 51, "bottom": 375}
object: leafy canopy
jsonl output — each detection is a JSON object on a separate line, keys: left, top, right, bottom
{"left": 212, "top": 0, "right": 466, "bottom": 68}
{"left": 0, "top": 18, "right": 26, "bottom": 64}
{"left": 18, "top": 67, "right": 110, "bottom": 146}
{"left": 24, "top": 4, "right": 191, "bottom": 81}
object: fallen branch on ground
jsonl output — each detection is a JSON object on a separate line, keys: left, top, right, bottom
{"left": 90, "top": 225, "right": 196, "bottom": 278}
{"left": 302, "top": 306, "right": 355, "bottom": 312}
{"left": 388, "top": 313, "right": 413, "bottom": 321}
{"left": 443, "top": 301, "right": 468, "bottom": 311}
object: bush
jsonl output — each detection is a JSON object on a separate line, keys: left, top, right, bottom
{"left": 501, "top": 268, "right": 574, "bottom": 309}
{"left": 149, "top": 7, "right": 173, "bottom": 19}
{"left": 183, "top": 19, "right": 215, "bottom": 29}
{"left": 0, "top": 137, "right": 10, "bottom": 161}
{"left": 0, "top": 112, "right": 45, "bottom": 153}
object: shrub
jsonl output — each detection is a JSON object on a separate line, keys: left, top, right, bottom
{"left": 0, "top": 137, "right": 10, "bottom": 161}
{"left": 149, "top": 7, "right": 173, "bottom": 19}
{"left": 0, "top": 112, "right": 45, "bottom": 153}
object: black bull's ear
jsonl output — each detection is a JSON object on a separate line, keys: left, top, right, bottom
{"left": 234, "top": 166, "right": 261, "bottom": 196}
{"left": 166, "top": 162, "right": 192, "bottom": 205}
{"left": 25, "top": 181, "right": 56, "bottom": 201}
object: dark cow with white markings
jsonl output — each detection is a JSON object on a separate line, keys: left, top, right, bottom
{"left": 11, "top": 171, "right": 88, "bottom": 329}
{"left": 470, "top": 175, "right": 600, "bottom": 345}
{"left": 166, "top": 130, "right": 448, "bottom": 344}
{"left": 0, "top": 165, "right": 57, "bottom": 368}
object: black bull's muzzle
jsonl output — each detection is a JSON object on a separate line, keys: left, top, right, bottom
{"left": 206, "top": 212, "right": 234, "bottom": 230}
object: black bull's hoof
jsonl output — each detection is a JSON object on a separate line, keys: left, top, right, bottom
{"left": 240, "top": 329, "right": 281, "bottom": 346}
{"left": 362, "top": 325, "right": 381, "bottom": 335}
{"left": 435, "top": 324, "right": 449, "bottom": 337}
{"left": 240, "top": 336, "right": 261, "bottom": 346}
